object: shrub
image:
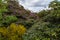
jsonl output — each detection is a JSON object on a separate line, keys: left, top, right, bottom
{"left": 0, "top": 23, "right": 26, "bottom": 40}
{"left": 0, "top": 0, "right": 8, "bottom": 26}
{"left": 5, "top": 16, "right": 18, "bottom": 24}
{"left": 9, "top": 23, "right": 26, "bottom": 36}
{"left": 22, "top": 21, "right": 60, "bottom": 40}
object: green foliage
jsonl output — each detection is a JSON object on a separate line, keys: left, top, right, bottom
{"left": 5, "top": 15, "right": 18, "bottom": 24}
{"left": 0, "top": 0, "right": 60, "bottom": 40}
{"left": 0, "top": 0, "right": 8, "bottom": 26}
{"left": 24, "top": 19, "right": 36, "bottom": 28}
{"left": 22, "top": 0, "right": 60, "bottom": 40}
{"left": 23, "top": 21, "right": 60, "bottom": 40}
{"left": 49, "top": 0, "right": 60, "bottom": 10}
{"left": 0, "top": 0, "right": 7, "bottom": 13}
{"left": 37, "top": 10, "right": 48, "bottom": 18}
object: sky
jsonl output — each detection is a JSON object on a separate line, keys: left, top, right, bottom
{"left": 18, "top": 0, "right": 54, "bottom": 12}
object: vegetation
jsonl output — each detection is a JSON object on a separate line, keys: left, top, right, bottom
{"left": 0, "top": 23, "right": 26, "bottom": 40}
{"left": 0, "top": 0, "right": 60, "bottom": 40}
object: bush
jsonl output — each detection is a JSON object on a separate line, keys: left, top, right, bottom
{"left": 5, "top": 15, "right": 18, "bottom": 24}
{"left": 0, "top": 23, "right": 26, "bottom": 40}
{"left": 0, "top": 0, "right": 8, "bottom": 26}
{"left": 23, "top": 21, "right": 60, "bottom": 40}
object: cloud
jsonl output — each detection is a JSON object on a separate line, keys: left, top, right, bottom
{"left": 18, "top": 0, "right": 53, "bottom": 12}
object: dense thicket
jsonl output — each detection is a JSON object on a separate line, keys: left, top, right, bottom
{"left": 0, "top": 0, "right": 39, "bottom": 27}
{"left": 0, "top": 0, "right": 60, "bottom": 40}
{"left": 23, "top": 0, "right": 60, "bottom": 40}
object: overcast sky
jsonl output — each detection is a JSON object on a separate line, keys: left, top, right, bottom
{"left": 18, "top": 0, "right": 54, "bottom": 12}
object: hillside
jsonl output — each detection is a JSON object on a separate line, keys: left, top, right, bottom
{"left": 0, "top": 0, "right": 60, "bottom": 40}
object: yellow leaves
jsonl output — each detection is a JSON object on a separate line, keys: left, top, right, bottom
{"left": 0, "top": 27, "right": 8, "bottom": 36}
{"left": 0, "top": 23, "right": 27, "bottom": 40}
{"left": 17, "top": 25, "right": 26, "bottom": 35}
{"left": 9, "top": 23, "right": 17, "bottom": 33}
{"left": 9, "top": 23, "right": 26, "bottom": 35}
{"left": 9, "top": 35, "right": 18, "bottom": 40}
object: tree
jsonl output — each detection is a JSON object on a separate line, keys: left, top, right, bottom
{"left": 49, "top": 0, "right": 60, "bottom": 10}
